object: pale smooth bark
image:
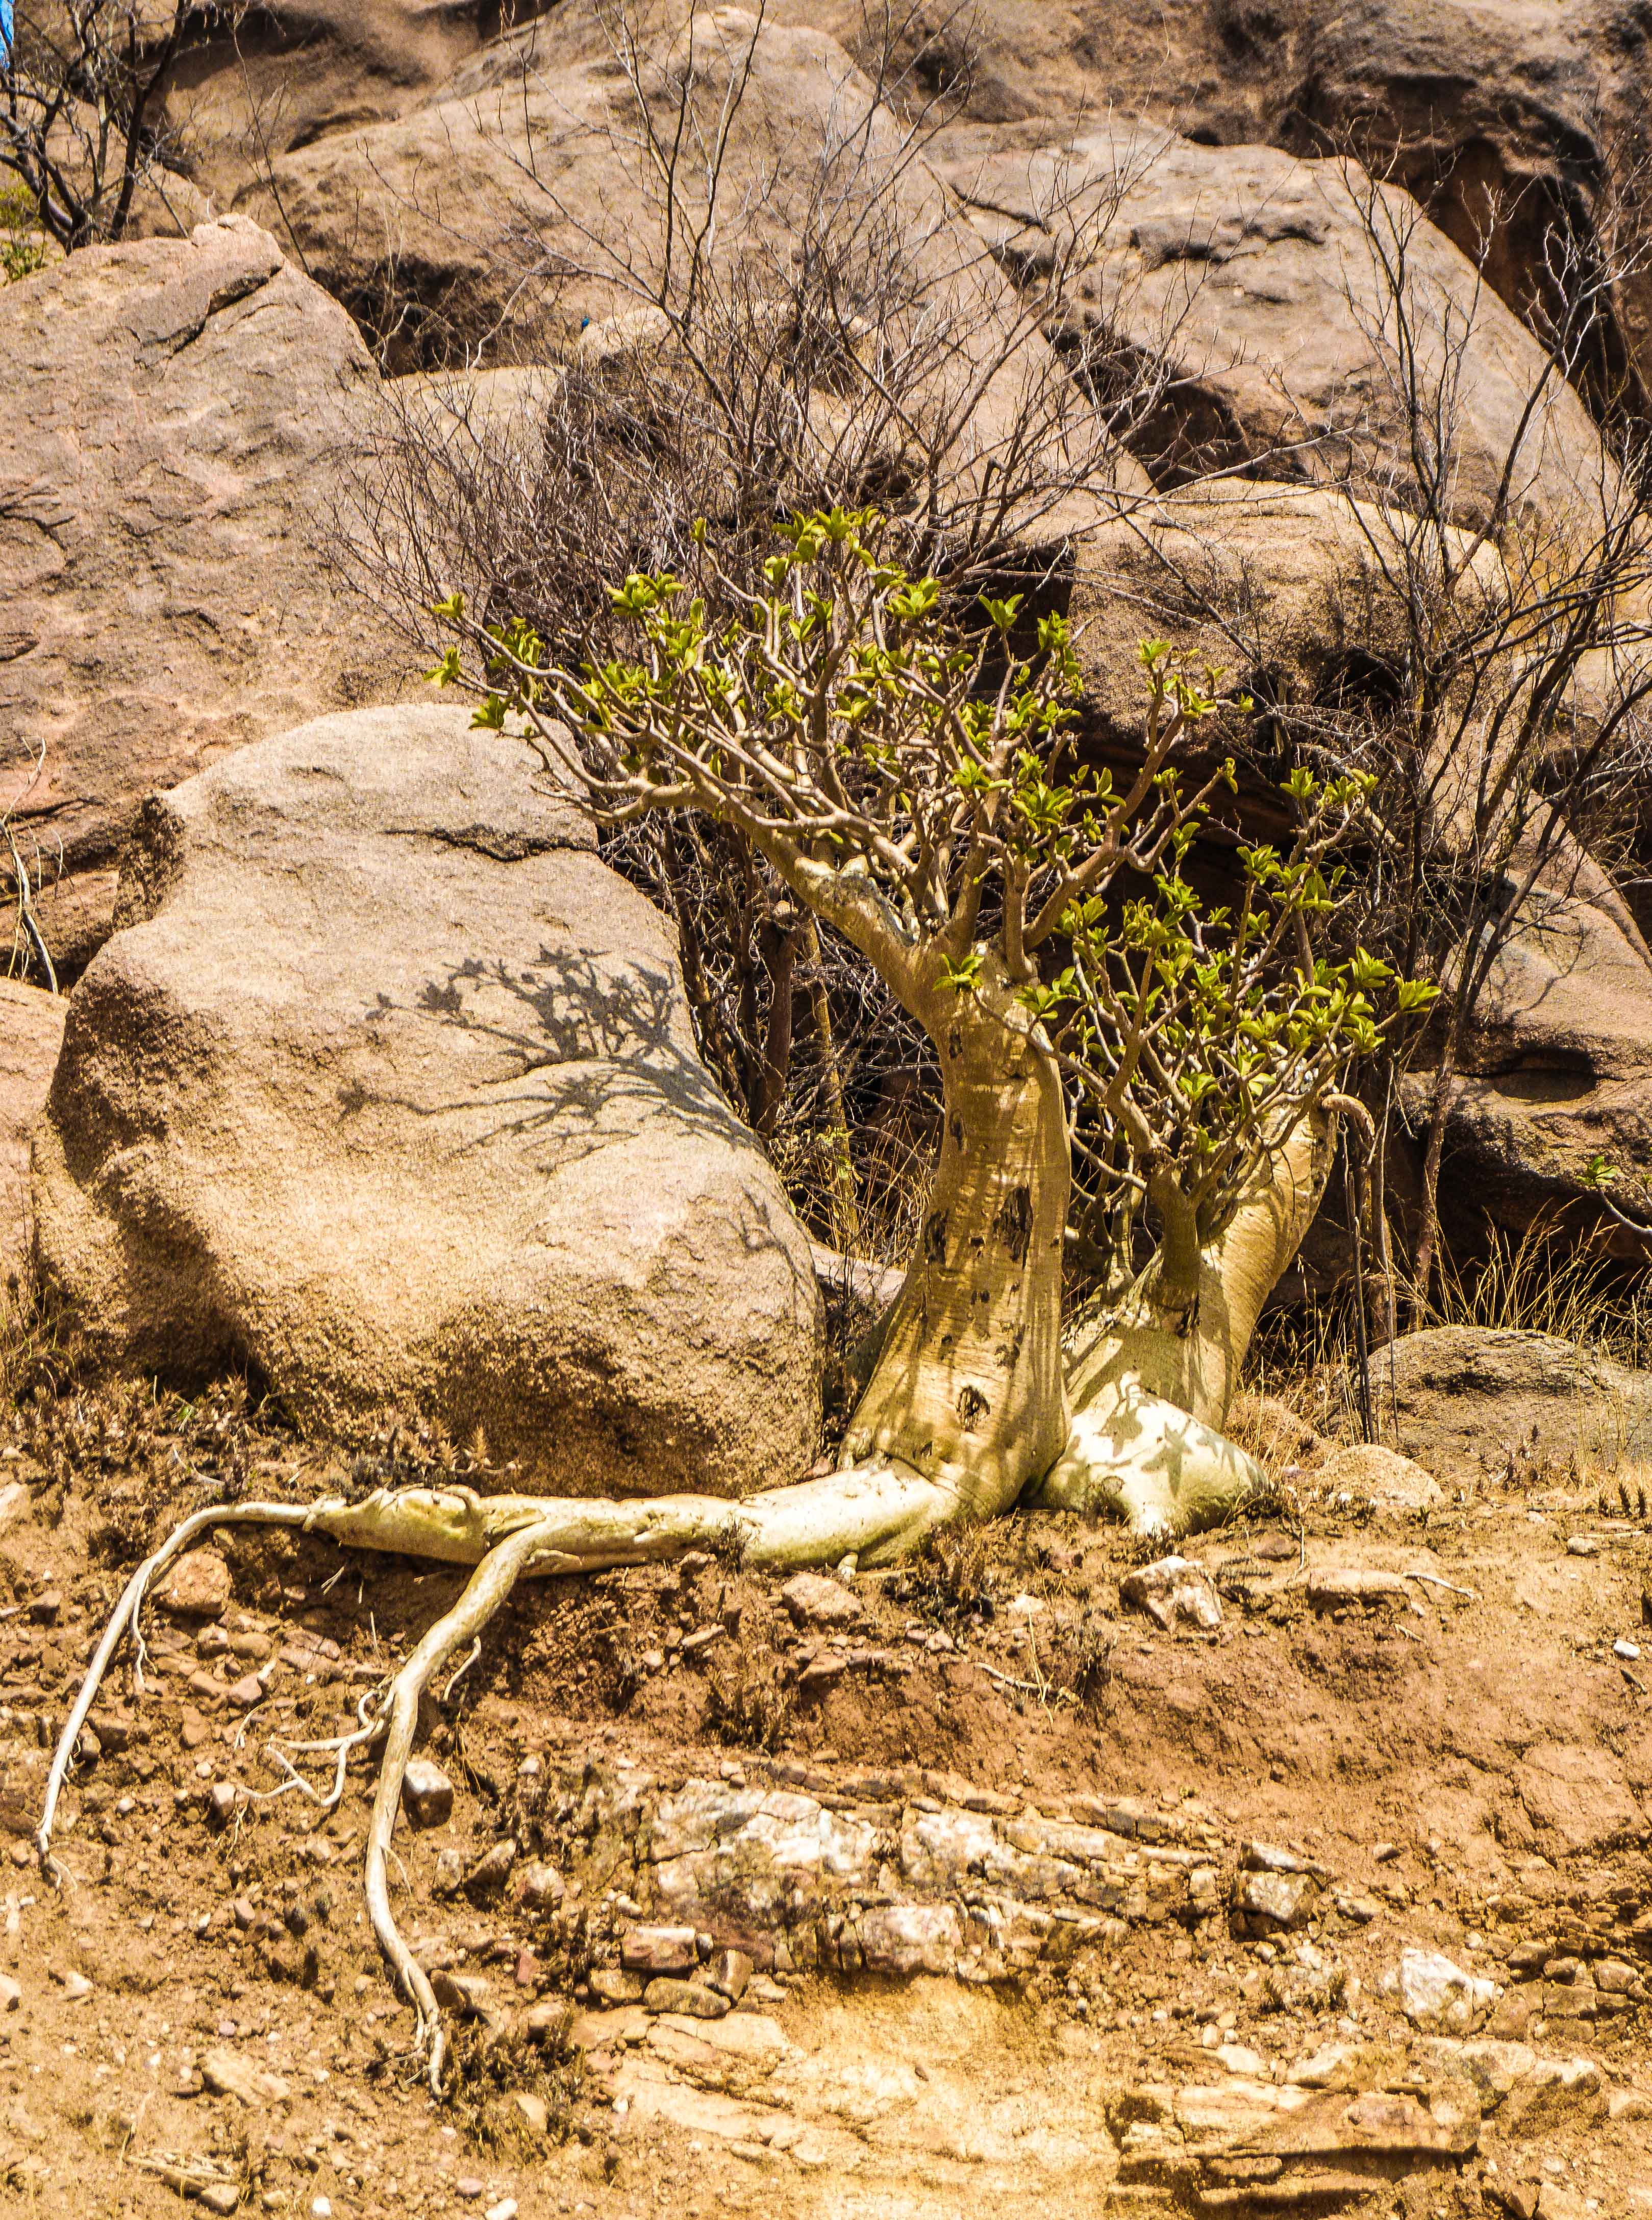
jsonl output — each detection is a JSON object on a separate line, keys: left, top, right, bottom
{"left": 1039, "top": 1112, "right": 1336, "bottom": 1534}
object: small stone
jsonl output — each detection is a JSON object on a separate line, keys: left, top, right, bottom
{"left": 1241, "top": 1840, "right": 1309, "bottom": 1873}
{"left": 1565, "top": 1535, "right": 1599, "bottom": 1557}
{"left": 196, "top": 1625, "right": 230, "bottom": 1658}
{"left": 1536, "top": 2185, "right": 1588, "bottom": 2220}
{"left": 1394, "top": 1946, "right": 1499, "bottom": 2034}
{"left": 589, "top": 1968, "right": 644, "bottom": 2006}
{"left": 180, "top": 1707, "right": 211, "bottom": 1752}
{"left": 433, "top": 1847, "right": 463, "bottom": 1896}
{"left": 705, "top": 1946, "right": 754, "bottom": 2002}
{"left": 455, "top": 2177, "right": 485, "bottom": 2201}
{"left": 1234, "top": 1869, "right": 1317, "bottom": 1929}
{"left": 515, "top": 1860, "right": 564, "bottom": 1912}
{"left": 202, "top": 2046, "right": 291, "bottom": 2105}
{"left": 53, "top": 1967, "right": 92, "bottom": 2002}
{"left": 201, "top": 2192, "right": 239, "bottom": 2217}
{"left": 1595, "top": 1957, "right": 1645, "bottom": 1995}
{"left": 431, "top": 1968, "right": 493, "bottom": 2019}
{"left": 207, "top": 1782, "right": 239, "bottom": 1829}
{"left": 229, "top": 1631, "right": 272, "bottom": 1662}
{"left": 157, "top": 1548, "right": 232, "bottom": 1621}
{"left": 486, "top": 2203, "right": 518, "bottom": 2220}
{"left": 310, "top": 2200, "right": 333, "bottom": 2220}
{"left": 1120, "top": 1556, "right": 1222, "bottom": 1633}
{"left": 226, "top": 1675, "right": 264, "bottom": 1710}
{"left": 1306, "top": 1568, "right": 1409, "bottom": 1610}
{"left": 681, "top": 1623, "right": 725, "bottom": 1656}
{"left": 1609, "top": 2089, "right": 1652, "bottom": 2120}
{"left": 463, "top": 1838, "right": 518, "bottom": 1901}
{"left": 0, "top": 1976, "right": 20, "bottom": 2011}
{"left": 514, "top": 2090, "right": 549, "bottom": 2136}
{"left": 232, "top": 1896, "right": 257, "bottom": 1930}
{"left": 401, "top": 1758, "right": 454, "bottom": 1830}
{"left": 28, "top": 1592, "right": 60, "bottom": 1624}
{"left": 643, "top": 1977, "right": 731, "bottom": 2017}
{"left": 621, "top": 1923, "right": 699, "bottom": 1976}
{"left": 1614, "top": 1637, "right": 1641, "bottom": 1660}
{"left": 1332, "top": 1890, "right": 1381, "bottom": 1923}
{"left": 525, "top": 1999, "right": 571, "bottom": 2041}
{"left": 1314, "top": 1443, "right": 1442, "bottom": 1510}
{"left": 781, "top": 1572, "right": 863, "bottom": 1628}
{"left": 1503, "top": 2056, "right": 1606, "bottom": 2132}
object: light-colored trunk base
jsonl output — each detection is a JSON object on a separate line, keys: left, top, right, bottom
{"left": 1034, "top": 1382, "right": 1265, "bottom": 1537}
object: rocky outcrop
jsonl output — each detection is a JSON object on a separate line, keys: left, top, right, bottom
{"left": 828, "top": 0, "right": 1652, "bottom": 412}
{"left": 1365, "top": 1326, "right": 1652, "bottom": 1484}
{"left": 0, "top": 981, "right": 64, "bottom": 1296}
{"left": 31, "top": 702, "right": 824, "bottom": 1494}
{"left": 945, "top": 130, "right": 1611, "bottom": 531}
{"left": 237, "top": 0, "right": 1142, "bottom": 546}
{"left": 240, "top": 16, "right": 976, "bottom": 364}
{"left": 155, "top": 4, "right": 556, "bottom": 216}
{"left": 1419, "top": 840, "right": 1652, "bottom": 1249}
{"left": 0, "top": 216, "right": 402, "bottom": 979}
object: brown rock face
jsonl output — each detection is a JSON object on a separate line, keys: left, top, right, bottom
{"left": 31, "top": 703, "right": 824, "bottom": 1496}
{"left": 944, "top": 130, "right": 1609, "bottom": 530}
{"left": 0, "top": 216, "right": 402, "bottom": 979}
{"left": 159, "top": 5, "right": 556, "bottom": 215}
{"left": 1372, "top": 1326, "right": 1652, "bottom": 1483}
{"left": 0, "top": 981, "right": 64, "bottom": 1295}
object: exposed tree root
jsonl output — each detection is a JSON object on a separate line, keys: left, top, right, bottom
{"left": 365, "top": 1518, "right": 555, "bottom": 2093}
{"left": 40, "top": 1460, "right": 967, "bottom": 2089}
{"left": 41, "top": 1348, "right": 1280, "bottom": 2084}
{"left": 39, "top": 1500, "right": 317, "bottom": 1874}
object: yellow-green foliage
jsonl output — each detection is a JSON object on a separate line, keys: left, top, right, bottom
{"left": 0, "top": 183, "right": 48, "bottom": 283}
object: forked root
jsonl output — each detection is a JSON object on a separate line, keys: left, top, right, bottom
{"left": 39, "top": 1500, "right": 317, "bottom": 1873}
{"left": 41, "top": 1460, "right": 963, "bottom": 2090}
{"left": 365, "top": 1520, "right": 553, "bottom": 2093}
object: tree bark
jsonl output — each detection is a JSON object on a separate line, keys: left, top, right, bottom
{"left": 840, "top": 982, "right": 1071, "bottom": 1520}
{"left": 1038, "top": 1110, "right": 1336, "bottom": 1534}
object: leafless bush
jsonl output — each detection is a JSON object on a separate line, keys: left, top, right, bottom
{"left": 2, "top": 738, "right": 59, "bottom": 991}
{"left": 1, "top": 1, "right": 236, "bottom": 248}
{"left": 337, "top": 1, "right": 1180, "bottom": 1253}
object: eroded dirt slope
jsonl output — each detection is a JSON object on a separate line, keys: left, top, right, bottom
{"left": 0, "top": 1380, "right": 1645, "bottom": 2217}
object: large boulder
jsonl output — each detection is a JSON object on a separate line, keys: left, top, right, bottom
{"left": 31, "top": 704, "right": 824, "bottom": 1496}
{"left": 1246, "top": 1, "right": 1652, "bottom": 416}
{"left": 1420, "top": 840, "right": 1652, "bottom": 1249}
{"left": 240, "top": 14, "right": 974, "bottom": 364}
{"left": 1365, "top": 1326, "right": 1652, "bottom": 1485}
{"left": 239, "top": 2, "right": 1132, "bottom": 512}
{"left": 0, "top": 982, "right": 65, "bottom": 1298}
{"left": 944, "top": 129, "right": 1611, "bottom": 531}
{"left": 158, "top": 4, "right": 556, "bottom": 214}
{"left": 814, "top": 1, "right": 1652, "bottom": 409}
{"left": 0, "top": 215, "right": 402, "bottom": 979}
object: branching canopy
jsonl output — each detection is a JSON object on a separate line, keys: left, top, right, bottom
{"left": 434, "top": 508, "right": 1408, "bottom": 1300}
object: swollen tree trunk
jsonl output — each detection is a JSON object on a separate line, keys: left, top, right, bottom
{"left": 841, "top": 979, "right": 1071, "bottom": 1520}
{"left": 1037, "top": 1111, "right": 1336, "bottom": 1535}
